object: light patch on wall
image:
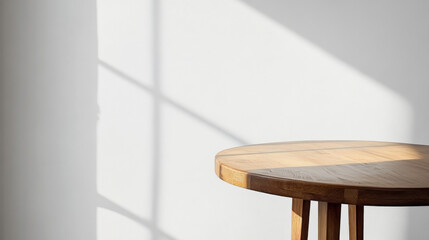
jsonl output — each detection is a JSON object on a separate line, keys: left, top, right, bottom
{"left": 97, "top": 65, "right": 154, "bottom": 232}
{"left": 97, "top": 0, "right": 153, "bottom": 86}
{"left": 97, "top": 0, "right": 156, "bottom": 238}
{"left": 97, "top": 208, "right": 151, "bottom": 240}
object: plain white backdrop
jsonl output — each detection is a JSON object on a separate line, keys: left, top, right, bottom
{"left": 1, "top": 0, "right": 429, "bottom": 239}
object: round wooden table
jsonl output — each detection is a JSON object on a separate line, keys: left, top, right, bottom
{"left": 215, "top": 141, "right": 429, "bottom": 240}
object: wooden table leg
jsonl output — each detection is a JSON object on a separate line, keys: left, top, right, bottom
{"left": 318, "top": 202, "right": 341, "bottom": 240}
{"left": 291, "top": 198, "right": 311, "bottom": 240}
{"left": 349, "top": 205, "right": 364, "bottom": 240}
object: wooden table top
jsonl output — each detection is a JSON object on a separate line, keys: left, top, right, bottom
{"left": 215, "top": 141, "right": 429, "bottom": 206}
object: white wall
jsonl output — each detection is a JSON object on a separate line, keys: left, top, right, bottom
{"left": 2, "top": 0, "right": 429, "bottom": 239}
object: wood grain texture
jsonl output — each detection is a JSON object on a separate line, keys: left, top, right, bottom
{"left": 215, "top": 141, "right": 429, "bottom": 206}
{"left": 318, "top": 202, "right": 341, "bottom": 240}
{"left": 291, "top": 198, "right": 310, "bottom": 240}
{"left": 349, "top": 205, "right": 364, "bottom": 240}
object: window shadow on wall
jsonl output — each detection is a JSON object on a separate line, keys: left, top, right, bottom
{"left": 96, "top": 0, "right": 249, "bottom": 239}
{"left": 97, "top": 59, "right": 247, "bottom": 240}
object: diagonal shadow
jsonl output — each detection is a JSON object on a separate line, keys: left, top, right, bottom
{"left": 238, "top": 1, "right": 429, "bottom": 238}
{"left": 97, "top": 194, "right": 178, "bottom": 240}
{"left": 151, "top": 0, "right": 162, "bottom": 238}
{"left": 99, "top": 60, "right": 248, "bottom": 145}
{"left": 99, "top": 58, "right": 247, "bottom": 239}
{"left": 99, "top": 1, "right": 247, "bottom": 239}
{"left": 98, "top": 59, "right": 248, "bottom": 240}
{"left": 239, "top": 0, "right": 429, "bottom": 143}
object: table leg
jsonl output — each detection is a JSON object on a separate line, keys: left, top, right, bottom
{"left": 291, "top": 198, "right": 310, "bottom": 240}
{"left": 349, "top": 205, "right": 364, "bottom": 240}
{"left": 318, "top": 202, "right": 341, "bottom": 240}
